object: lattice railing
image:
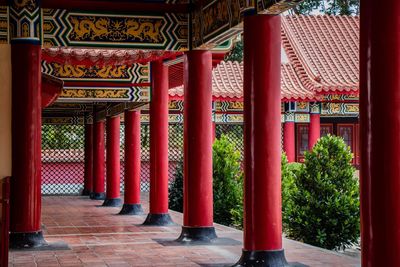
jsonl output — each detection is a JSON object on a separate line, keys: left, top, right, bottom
{"left": 215, "top": 123, "right": 244, "bottom": 159}
{"left": 41, "top": 122, "right": 265, "bottom": 195}
{"left": 41, "top": 124, "right": 85, "bottom": 195}
{"left": 41, "top": 123, "right": 186, "bottom": 195}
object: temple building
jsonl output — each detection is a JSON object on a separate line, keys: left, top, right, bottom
{"left": 169, "top": 15, "right": 360, "bottom": 165}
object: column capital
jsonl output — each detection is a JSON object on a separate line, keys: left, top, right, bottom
{"left": 309, "top": 102, "right": 321, "bottom": 114}
{"left": 84, "top": 114, "right": 94, "bottom": 125}
{"left": 284, "top": 112, "right": 295, "bottom": 122}
{"left": 9, "top": 0, "right": 41, "bottom": 44}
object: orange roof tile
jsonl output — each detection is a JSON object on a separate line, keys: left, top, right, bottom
{"left": 169, "top": 61, "right": 316, "bottom": 101}
{"left": 281, "top": 15, "right": 359, "bottom": 94}
{"left": 171, "top": 15, "right": 359, "bottom": 100}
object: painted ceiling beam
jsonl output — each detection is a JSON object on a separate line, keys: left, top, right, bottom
{"left": 40, "top": 0, "right": 190, "bottom": 13}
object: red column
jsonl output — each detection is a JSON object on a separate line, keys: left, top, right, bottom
{"left": 308, "top": 103, "right": 320, "bottom": 151}
{"left": 8, "top": 0, "right": 46, "bottom": 248}
{"left": 9, "top": 43, "right": 46, "bottom": 248}
{"left": 360, "top": 0, "right": 400, "bottom": 265}
{"left": 103, "top": 116, "right": 122, "bottom": 207}
{"left": 91, "top": 120, "right": 106, "bottom": 200}
{"left": 235, "top": 15, "right": 288, "bottom": 266}
{"left": 212, "top": 121, "right": 216, "bottom": 141}
{"left": 119, "top": 110, "right": 143, "bottom": 215}
{"left": 143, "top": 60, "right": 173, "bottom": 225}
{"left": 283, "top": 116, "right": 295, "bottom": 163}
{"left": 177, "top": 50, "right": 216, "bottom": 242}
{"left": 83, "top": 123, "right": 94, "bottom": 196}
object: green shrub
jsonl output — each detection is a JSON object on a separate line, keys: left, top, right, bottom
{"left": 168, "top": 135, "right": 244, "bottom": 227}
{"left": 213, "top": 135, "right": 243, "bottom": 226}
{"left": 284, "top": 135, "right": 359, "bottom": 250}
{"left": 232, "top": 153, "right": 295, "bottom": 230}
{"left": 281, "top": 154, "right": 301, "bottom": 230}
{"left": 168, "top": 160, "right": 184, "bottom": 212}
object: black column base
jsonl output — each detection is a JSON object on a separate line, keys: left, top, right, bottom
{"left": 177, "top": 226, "right": 217, "bottom": 243}
{"left": 81, "top": 188, "right": 91, "bottom": 196}
{"left": 90, "top": 192, "right": 106, "bottom": 200}
{"left": 10, "top": 231, "right": 47, "bottom": 249}
{"left": 143, "top": 213, "right": 174, "bottom": 226}
{"left": 118, "top": 203, "right": 144, "bottom": 215}
{"left": 234, "top": 249, "right": 291, "bottom": 267}
{"left": 102, "top": 198, "right": 122, "bottom": 207}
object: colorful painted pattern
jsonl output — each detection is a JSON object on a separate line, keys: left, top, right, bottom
{"left": 192, "top": 0, "right": 250, "bottom": 49}
{"left": 285, "top": 112, "right": 295, "bottom": 122}
{"left": 60, "top": 86, "right": 150, "bottom": 102}
{"left": 42, "top": 62, "right": 150, "bottom": 83}
{"left": 0, "top": 7, "right": 8, "bottom": 43}
{"left": 43, "top": 9, "right": 188, "bottom": 50}
{"left": 42, "top": 117, "right": 84, "bottom": 125}
{"left": 258, "top": 0, "right": 305, "bottom": 14}
{"left": 9, "top": 0, "right": 41, "bottom": 43}
{"left": 215, "top": 101, "right": 243, "bottom": 112}
{"left": 168, "top": 100, "right": 184, "bottom": 112}
{"left": 295, "top": 102, "right": 309, "bottom": 112}
{"left": 215, "top": 113, "right": 243, "bottom": 123}
{"left": 323, "top": 94, "right": 359, "bottom": 102}
{"left": 321, "top": 102, "right": 359, "bottom": 117}
{"left": 309, "top": 102, "right": 321, "bottom": 114}
{"left": 192, "top": 0, "right": 304, "bottom": 49}
{"left": 140, "top": 114, "right": 183, "bottom": 124}
{"left": 295, "top": 113, "right": 310, "bottom": 123}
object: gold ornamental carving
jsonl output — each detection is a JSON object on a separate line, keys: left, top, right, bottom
{"left": 69, "top": 16, "right": 164, "bottom": 43}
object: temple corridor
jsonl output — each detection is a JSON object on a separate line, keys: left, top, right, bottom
{"left": 8, "top": 195, "right": 360, "bottom": 267}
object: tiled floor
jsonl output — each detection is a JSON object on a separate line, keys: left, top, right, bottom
{"left": 9, "top": 195, "right": 361, "bottom": 267}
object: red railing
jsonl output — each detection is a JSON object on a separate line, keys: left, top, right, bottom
{"left": 0, "top": 177, "right": 10, "bottom": 267}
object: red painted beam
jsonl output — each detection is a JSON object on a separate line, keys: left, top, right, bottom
{"left": 41, "top": 0, "right": 189, "bottom": 13}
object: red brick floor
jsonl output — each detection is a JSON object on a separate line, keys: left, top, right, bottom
{"left": 9, "top": 195, "right": 361, "bottom": 267}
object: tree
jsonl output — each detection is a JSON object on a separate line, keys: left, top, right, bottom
{"left": 224, "top": 38, "right": 243, "bottom": 63}
{"left": 292, "top": 0, "right": 359, "bottom": 16}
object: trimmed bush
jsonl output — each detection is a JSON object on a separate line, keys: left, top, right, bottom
{"left": 232, "top": 153, "right": 295, "bottom": 230}
{"left": 168, "top": 160, "right": 184, "bottom": 212}
{"left": 281, "top": 154, "right": 300, "bottom": 230}
{"left": 284, "top": 135, "right": 359, "bottom": 250}
{"left": 168, "top": 135, "right": 243, "bottom": 227}
{"left": 213, "top": 135, "right": 243, "bottom": 226}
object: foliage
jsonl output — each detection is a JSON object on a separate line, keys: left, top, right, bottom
{"left": 281, "top": 154, "right": 301, "bottom": 230}
{"left": 231, "top": 153, "right": 298, "bottom": 230}
{"left": 168, "top": 160, "right": 184, "bottom": 212}
{"left": 42, "top": 125, "right": 84, "bottom": 149}
{"left": 293, "top": 0, "right": 359, "bottom": 15}
{"left": 168, "top": 135, "right": 244, "bottom": 227}
{"left": 213, "top": 135, "right": 243, "bottom": 226}
{"left": 224, "top": 39, "right": 243, "bottom": 63}
{"left": 283, "top": 135, "right": 359, "bottom": 250}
